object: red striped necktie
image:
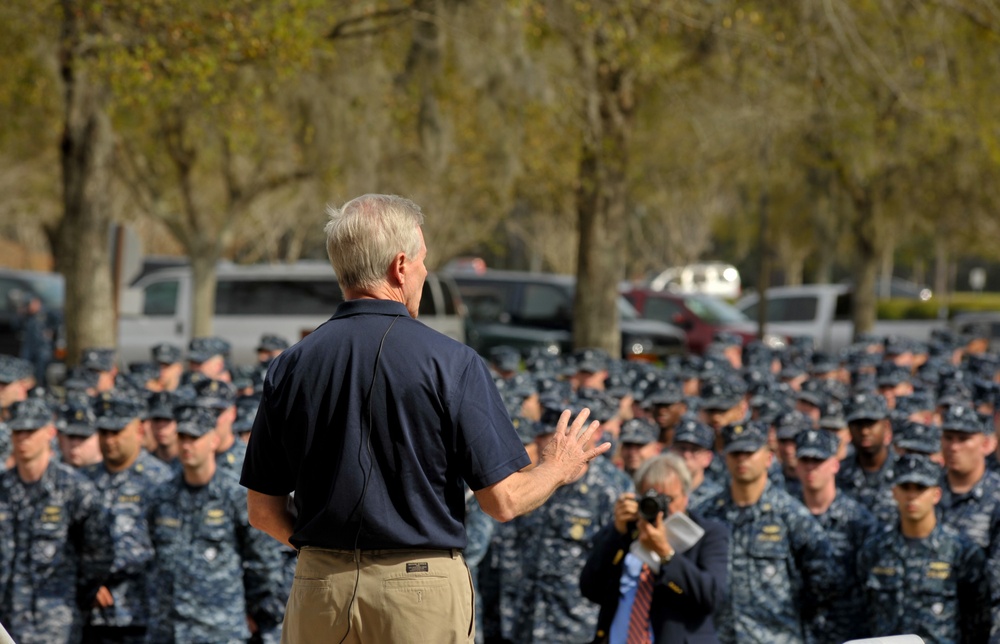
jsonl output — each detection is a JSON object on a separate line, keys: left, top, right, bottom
{"left": 626, "top": 563, "right": 654, "bottom": 644}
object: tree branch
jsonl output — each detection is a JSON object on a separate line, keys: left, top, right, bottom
{"left": 327, "top": 5, "right": 413, "bottom": 40}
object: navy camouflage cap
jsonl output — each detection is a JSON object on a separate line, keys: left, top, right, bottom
{"left": 845, "top": 392, "right": 889, "bottom": 423}
{"left": 940, "top": 404, "right": 984, "bottom": 433}
{"left": 175, "top": 406, "right": 219, "bottom": 437}
{"left": 876, "top": 362, "right": 911, "bottom": 388}
{"left": 192, "top": 378, "right": 236, "bottom": 410}
{"left": 894, "top": 391, "right": 935, "bottom": 416}
{"left": 233, "top": 396, "right": 260, "bottom": 434}
{"left": 489, "top": 345, "right": 521, "bottom": 373}
{"left": 894, "top": 421, "right": 942, "bottom": 455}
{"left": 672, "top": 416, "right": 715, "bottom": 450}
{"left": 722, "top": 420, "right": 768, "bottom": 454}
{"left": 151, "top": 342, "right": 182, "bottom": 364}
{"left": 573, "top": 348, "right": 610, "bottom": 374}
{"left": 94, "top": 396, "right": 145, "bottom": 431}
{"left": 712, "top": 331, "right": 742, "bottom": 348}
{"left": 776, "top": 410, "right": 814, "bottom": 441}
{"left": 754, "top": 397, "right": 792, "bottom": 426}
{"left": 188, "top": 336, "right": 231, "bottom": 363}
{"left": 818, "top": 399, "right": 847, "bottom": 430}
{"left": 146, "top": 391, "right": 176, "bottom": 421}
{"left": 795, "top": 380, "right": 827, "bottom": 408}
{"left": 62, "top": 366, "right": 99, "bottom": 391}
{"left": 795, "top": 428, "right": 839, "bottom": 461}
{"left": 809, "top": 351, "right": 839, "bottom": 375}
{"left": 81, "top": 347, "right": 116, "bottom": 372}
{"left": 57, "top": 401, "right": 98, "bottom": 437}
{"left": 0, "top": 354, "right": 34, "bottom": 383}
{"left": 619, "top": 418, "right": 659, "bottom": 446}
{"left": 699, "top": 375, "right": 747, "bottom": 411}
{"left": 894, "top": 454, "right": 941, "bottom": 488}
{"left": 8, "top": 398, "right": 54, "bottom": 431}
{"left": 937, "top": 381, "right": 973, "bottom": 408}
{"left": 257, "top": 333, "right": 289, "bottom": 352}
{"left": 645, "top": 380, "right": 684, "bottom": 406}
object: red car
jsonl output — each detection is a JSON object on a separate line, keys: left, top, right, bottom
{"left": 623, "top": 287, "right": 786, "bottom": 355}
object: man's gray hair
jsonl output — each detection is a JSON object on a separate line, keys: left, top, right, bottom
{"left": 324, "top": 194, "right": 425, "bottom": 291}
{"left": 634, "top": 452, "right": 692, "bottom": 497}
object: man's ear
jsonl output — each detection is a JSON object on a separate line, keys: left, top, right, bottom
{"left": 388, "top": 252, "right": 407, "bottom": 286}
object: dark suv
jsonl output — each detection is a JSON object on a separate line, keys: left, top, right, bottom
{"left": 0, "top": 268, "right": 64, "bottom": 357}
{"left": 447, "top": 270, "right": 686, "bottom": 360}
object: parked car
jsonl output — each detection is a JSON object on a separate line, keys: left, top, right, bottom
{"left": 118, "top": 261, "right": 466, "bottom": 365}
{"left": 735, "top": 284, "right": 945, "bottom": 352}
{"left": 446, "top": 270, "right": 686, "bottom": 360}
{"left": 839, "top": 276, "right": 933, "bottom": 301}
{"left": 0, "top": 268, "right": 64, "bottom": 359}
{"left": 647, "top": 261, "right": 742, "bottom": 300}
{"left": 622, "top": 287, "right": 788, "bottom": 355}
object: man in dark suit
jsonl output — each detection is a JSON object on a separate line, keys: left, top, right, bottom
{"left": 580, "top": 453, "right": 728, "bottom": 643}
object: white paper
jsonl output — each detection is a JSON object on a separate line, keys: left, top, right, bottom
{"left": 664, "top": 512, "right": 705, "bottom": 555}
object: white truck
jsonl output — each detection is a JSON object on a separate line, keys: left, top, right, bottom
{"left": 117, "top": 261, "right": 466, "bottom": 365}
{"left": 735, "top": 284, "right": 946, "bottom": 352}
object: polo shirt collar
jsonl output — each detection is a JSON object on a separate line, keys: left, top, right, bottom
{"left": 333, "top": 299, "right": 410, "bottom": 319}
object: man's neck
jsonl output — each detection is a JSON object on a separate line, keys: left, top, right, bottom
{"left": 947, "top": 462, "right": 985, "bottom": 495}
{"left": 155, "top": 444, "right": 179, "bottom": 462}
{"left": 731, "top": 476, "right": 768, "bottom": 507}
{"left": 183, "top": 461, "right": 216, "bottom": 487}
{"left": 857, "top": 447, "right": 888, "bottom": 472}
{"left": 105, "top": 450, "right": 139, "bottom": 475}
{"left": 690, "top": 468, "right": 704, "bottom": 491}
{"left": 802, "top": 483, "right": 836, "bottom": 515}
{"left": 16, "top": 451, "right": 50, "bottom": 483}
{"left": 900, "top": 514, "right": 937, "bottom": 539}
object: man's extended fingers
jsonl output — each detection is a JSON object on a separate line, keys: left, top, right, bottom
{"left": 567, "top": 407, "right": 592, "bottom": 435}
{"left": 575, "top": 419, "right": 601, "bottom": 442}
{"left": 588, "top": 442, "right": 612, "bottom": 459}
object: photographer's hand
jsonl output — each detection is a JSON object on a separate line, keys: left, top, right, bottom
{"left": 638, "top": 512, "right": 675, "bottom": 560}
{"left": 614, "top": 492, "right": 638, "bottom": 535}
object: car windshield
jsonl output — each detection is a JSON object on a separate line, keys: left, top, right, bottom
{"left": 683, "top": 294, "right": 747, "bottom": 323}
{"left": 22, "top": 274, "right": 65, "bottom": 309}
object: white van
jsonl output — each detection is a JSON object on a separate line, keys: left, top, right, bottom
{"left": 648, "top": 262, "right": 742, "bottom": 300}
{"left": 118, "top": 261, "right": 466, "bottom": 365}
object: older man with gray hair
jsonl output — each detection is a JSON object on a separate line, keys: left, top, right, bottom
{"left": 581, "top": 453, "right": 728, "bottom": 643}
{"left": 240, "top": 194, "right": 608, "bottom": 644}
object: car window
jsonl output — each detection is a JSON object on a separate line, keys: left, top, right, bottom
{"left": 215, "top": 279, "right": 343, "bottom": 315}
{"left": 143, "top": 280, "right": 179, "bottom": 316}
{"left": 834, "top": 293, "right": 852, "bottom": 321}
{"left": 643, "top": 297, "right": 684, "bottom": 322}
{"left": 520, "top": 284, "right": 572, "bottom": 324}
{"left": 419, "top": 281, "right": 436, "bottom": 317}
{"left": 769, "top": 296, "right": 817, "bottom": 322}
{"left": 683, "top": 295, "right": 747, "bottom": 323}
{"left": 0, "top": 277, "right": 21, "bottom": 314}
{"left": 437, "top": 278, "right": 458, "bottom": 316}
{"left": 458, "top": 285, "right": 507, "bottom": 323}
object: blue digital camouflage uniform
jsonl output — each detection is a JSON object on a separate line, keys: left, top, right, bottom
{"left": 479, "top": 515, "right": 531, "bottom": 643}
{"left": 82, "top": 451, "right": 172, "bottom": 635}
{"left": 688, "top": 474, "right": 724, "bottom": 509}
{"left": 835, "top": 451, "right": 899, "bottom": 526}
{"left": 146, "top": 471, "right": 284, "bottom": 643}
{"left": 464, "top": 487, "right": 496, "bottom": 644}
{"left": 798, "top": 491, "right": 879, "bottom": 644}
{"left": 216, "top": 437, "right": 247, "bottom": 480}
{"left": 513, "top": 456, "right": 633, "bottom": 643}
{"left": 697, "top": 481, "right": 838, "bottom": 644}
{"left": 0, "top": 422, "right": 9, "bottom": 472}
{"left": 857, "top": 522, "right": 990, "bottom": 643}
{"left": 937, "top": 468, "right": 1000, "bottom": 641}
{"left": 0, "top": 461, "right": 112, "bottom": 644}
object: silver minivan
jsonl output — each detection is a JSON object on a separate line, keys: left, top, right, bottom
{"left": 118, "top": 261, "right": 466, "bottom": 365}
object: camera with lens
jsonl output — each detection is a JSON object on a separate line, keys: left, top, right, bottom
{"left": 638, "top": 490, "right": 672, "bottom": 523}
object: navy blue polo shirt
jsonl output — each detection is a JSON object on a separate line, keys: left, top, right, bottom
{"left": 240, "top": 299, "right": 529, "bottom": 550}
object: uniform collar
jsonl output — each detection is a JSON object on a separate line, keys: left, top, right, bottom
{"left": 333, "top": 299, "right": 410, "bottom": 320}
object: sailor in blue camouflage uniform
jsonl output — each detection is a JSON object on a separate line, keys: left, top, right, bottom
{"left": 0, "top": 420, "right": 9, "bottom": 472}
{"left": 511, "top": 406, "right": 633, "bottom": 643}
{"left": 0, "top": 354, "right": 35, "bottom": 416}
{"left": 146, "top": 406, "right": 284, "bottom": 644}
{"left": 697, "top": 421, "right": 838, "bottom": 644}
{"left": 774, "top": 411, "right": 813, "bottom": 499}
{"left": 83, "top": 395, "right": 172, "bottom": 642}
{"left": 893, "top": 418, "right": 943, "bottom": 464}
{"left": 857, "top": 454, "right": 991, "bottom": 643}
{"left": 670, "top": 416, "right": 723, "bottom": 508}
{"left": 793, "top": 429, "right": 878, "bottom": 644}
{"left": 0, "top": 398, "right": 112, "bottom": 644}
{"left": 836, "top": 392, "right": 899, "bottom": 525}
{"left": 183, "top": 378, "right": 246, "bottom": 480}
{"left": 935, "top": 403, "right": 1000, "bottom": 640}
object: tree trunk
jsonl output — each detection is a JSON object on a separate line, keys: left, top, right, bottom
{"left": 55, "top": 0, "right": 116, "bottom": 366}
{"left": 851, "top": 194, "right": 879, "bottom": 337}
{"left": 189, "top": 251, "right": 219, "bottom": 338}
{"left": 573, "top": 49, "right": 632, "bottom": 358}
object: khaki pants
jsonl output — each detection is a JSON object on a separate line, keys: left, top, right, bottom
{"left": 281, "top": 547, "right": 475, "bottom": 644}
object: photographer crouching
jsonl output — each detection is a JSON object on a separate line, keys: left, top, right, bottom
{"left": 580, "top": 453, "right": 728, "bottom": 643}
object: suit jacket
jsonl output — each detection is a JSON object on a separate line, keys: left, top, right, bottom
{"left": 579, "top": 510, "right": 728, "bottom": 644}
